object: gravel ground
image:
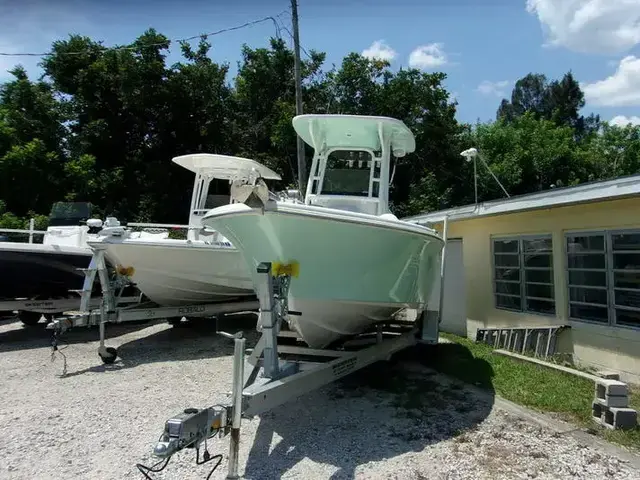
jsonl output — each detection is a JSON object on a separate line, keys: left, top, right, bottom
{"left": 0, "top": 315, "right": 639, "bottom": 480}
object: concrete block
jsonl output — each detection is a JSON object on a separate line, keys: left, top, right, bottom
{"left": 596, "top": 371, "right": 620, "bottom": 380}
{"left": 602, "top": 407, "right": 638, "bottom": 430}
{"left": 594, "top": 395, "right": 629, "bottom": 409}
{"left": 595, "top": 378, "right": 628, "bottom": 399}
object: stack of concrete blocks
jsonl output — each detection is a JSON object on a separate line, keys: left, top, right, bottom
{"left": 592, "top": 372, "right": 637, "bottom": 430}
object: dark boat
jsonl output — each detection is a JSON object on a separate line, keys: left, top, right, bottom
{"left": 0, "top": 202, "right": 98, "bottom": 303}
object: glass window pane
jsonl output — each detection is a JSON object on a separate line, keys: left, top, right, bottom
{"left": 570, "top": 304, "right": 608, "bottom": 323}
{"left": 567, "top": 253, "right": 606, "bottom": 269}
{"left": 611, "top": 233, "right": 640, "bottom": 251}
{"left": 495, "top": 281, "right": 520, "bottom": 296}
{"left": 612, "top": 253, "right": 640, "bottom": 271}
{"left": 496, "top": 294, "right": 521, "bottom": 310}
{"left": 569, "top": 287, "right": 608, "bottom": 306}
{"left": 566, "top": 235, "right": 605, "bottom": 252}
{"left": 495, "top": 267, "right": 520, "bottom": 282}
{"left": 524, "top": 253, "right": 551, "bottom": 268}
{"left": 526, "top": 299, "right": 555, "bottom": 315}
{"left": 569, "top": 270, "right": 607, "bottom": 288}
{"left": 614, "top": 271, "right": 640, "bottom": 290}
{"left": 614, "top": 289, "right": 640, "bottom": 309}
{"left": 322, "top": 150, "right": 373, "bottom": 196}
{"left": 495, "top": 254, "right": 520, "bottom": 267}
{"left": 616, "top": 309, "right": 640, "bottom": 328}
{"left": 525, "top": 269, "right": 552, "bottom": 284}
{"left": 494, "top": 239, "right": 519, "bottom": 253}
{"left": 523, "top": 237, "right": 552, "bottom": 253}
{"left": 526, "top": 283, "right": 553, "bottom": 299}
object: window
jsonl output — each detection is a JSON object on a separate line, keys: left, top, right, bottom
{"left": 567, "top": 230, "right": 640, "bottom": 329}
{"left": 493, "top": 235, "right": 555, "bottom": 315}
{"left": 321, "top": 150, "right": 374, "bottom": 197}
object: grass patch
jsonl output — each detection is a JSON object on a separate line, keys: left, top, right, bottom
{"left": 433, "top": 332, "right": 640, "bottom": 452}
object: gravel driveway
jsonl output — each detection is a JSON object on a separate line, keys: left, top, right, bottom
{"left": 0, "top": 316, "right": 639, "bottom": 480}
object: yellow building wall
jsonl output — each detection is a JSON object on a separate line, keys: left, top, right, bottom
{"left": 431, "top": 197, "right": 640, "bottom": 383}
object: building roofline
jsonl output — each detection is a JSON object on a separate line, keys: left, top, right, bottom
{"left": 404, "top": 173, "right": 640, "bottom": 224}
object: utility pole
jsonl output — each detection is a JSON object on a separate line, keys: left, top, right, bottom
{"left": 291, "top": 0, "right": 307, "bottom": 195}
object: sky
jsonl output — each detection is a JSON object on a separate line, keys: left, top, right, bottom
{"left": 0, "top": 0, "right": 639, "bottom": 126}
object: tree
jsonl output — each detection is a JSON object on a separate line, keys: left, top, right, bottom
{"left": 461, "top": 113, "right": 587, "bottom": 201}
{"left": 0, "top": 67, "right": 67, "bottom": 216}
{"left": 497, "top": 72, "right": 600, "bottom": 138}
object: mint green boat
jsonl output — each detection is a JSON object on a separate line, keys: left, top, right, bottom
{"left": 201, "top": 114, "right": 444, "bottom": 348}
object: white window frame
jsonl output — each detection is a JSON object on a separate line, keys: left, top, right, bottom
{"left": 491, "top": 234, "right": 555, "bottom": 316}
{"left": 565, "top": 228, "right": 640, "bottom": 330}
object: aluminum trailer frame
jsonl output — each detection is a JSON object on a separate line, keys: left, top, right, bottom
{"left": 46, "top": 246, "right": 260, "bottom": 365}
{"left": 141, "top": 255, "right": 443, "bottom": 479}
{"left": 0, "top": 295, "right": 141, "bottom": 315}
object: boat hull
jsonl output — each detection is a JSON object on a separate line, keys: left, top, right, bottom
{"left": 95, "top": 240, "right": 255, "bottom": 306}
{"left": 0, "top": 243, "right": 93, "bottom": 301}
{"left": 203, "top": 203, "right": 443, "bottom": 348}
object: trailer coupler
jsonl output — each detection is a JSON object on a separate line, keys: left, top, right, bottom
{"left": 137, "top": 406, "right": 230, "bottom": 480}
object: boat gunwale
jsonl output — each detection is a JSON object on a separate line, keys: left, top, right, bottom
{"left": 203, "top": 203, "right": 444, "bottom": 244}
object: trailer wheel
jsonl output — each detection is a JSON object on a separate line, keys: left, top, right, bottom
{"left": 19, "top": 311, "right": 43, "bottom": 326}
{"left": 99, "top": 347, "right": 118, "bottom": 364}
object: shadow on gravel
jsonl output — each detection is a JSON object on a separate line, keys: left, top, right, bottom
{"left": 57, "top": 313, "right": 261, "bottom": 377}
{"left": 244, "top": 342, "right": 495, "bottom": 479}
{"left": 0, "top": 316, "right": 154, "bottom": 353}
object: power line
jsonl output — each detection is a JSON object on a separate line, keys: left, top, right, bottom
{"left": 0, "top": 11, "right": 287, "bottom": 58}
{"left": 275, "top": 11, "right": 312, "bottom": 59}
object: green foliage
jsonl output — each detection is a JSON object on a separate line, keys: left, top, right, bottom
{"left": 0, "top": 31, "right": 639, "bottom": 222}
{"left": 497, "top": 71, "right": 600, "bottom": 138}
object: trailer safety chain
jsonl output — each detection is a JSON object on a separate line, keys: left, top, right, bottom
{"left": 136, "top": 442, "right": 222, "bottom": 480}
{"left": 137, "top": 407, "right": 226, "bottom": 480}
{"left": 135, "top": 456, "right": 171, "bottom": 480}
{"left": 50, "top": 329, "right": 68, "bottom": 377}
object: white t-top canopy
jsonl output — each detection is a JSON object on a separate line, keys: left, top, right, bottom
{"left": 172, "top": 153, "right": 282, "bottom": 181}
{"left": 292, "top": 114, "right": 416, "bottom": 157}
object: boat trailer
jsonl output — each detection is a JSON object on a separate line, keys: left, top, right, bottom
{"left": 46, "top": 246, "right": 260, "bottom": 364}
{"left": 136, "top": 261, "right": 441, "bottom": 479}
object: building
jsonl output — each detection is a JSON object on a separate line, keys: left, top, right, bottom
{"left": 406, "top": 174, "right": 640, "bottom": 383}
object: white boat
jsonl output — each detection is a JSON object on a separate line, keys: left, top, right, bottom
{"left": 88, "top": 154, "right": 281, "bottom": 306}
{"left": 201, "top": 114, "right": 444, "bottom": 348}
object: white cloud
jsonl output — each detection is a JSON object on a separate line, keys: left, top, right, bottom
{"left": 526, "top": 0, "right": 640, "bottom": 54}
{"left": 476, "top": 80, "right": 511, "bottom": 97}
{"left": 582, "top": 56, "right": 640, "bottom": 106}
{"left": 361, "top": 40, "right": 396, "bottom": 62}
{"left": 609, "top": 115, "right": 640, "bottom": 126}
{"left": 408, "top": 43, "right": 448, "bottom": 70}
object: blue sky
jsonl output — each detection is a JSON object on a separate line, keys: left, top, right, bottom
{"left": 1, "top": 0, "right": 639, "bottom": 126}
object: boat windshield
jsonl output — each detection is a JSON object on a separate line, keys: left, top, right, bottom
{"left": 321, "top": 150, "right": 374, "bottom": 197}
{"left": 204, "top": 194, "right": 230, "bottom": 209}
{"left": 48, "top": 202, "right": 92, "bottom": 226}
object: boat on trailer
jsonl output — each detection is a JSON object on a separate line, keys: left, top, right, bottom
{"left": 0, "top": 202, "right": 113, "bottom": 325}
{"left": 201, "top": 114, "right": 444, "bottom": 348}
{"left": 87, "top": 154, "right": 282, "bottom": 307}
